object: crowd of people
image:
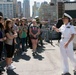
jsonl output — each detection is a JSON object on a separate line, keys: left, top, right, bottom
{"left": 0, "top": 16, "right": 44, "bottom": 74}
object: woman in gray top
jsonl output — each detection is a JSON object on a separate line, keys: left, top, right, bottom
{"left": 5, "top": 19, "right": 17, "bottom": 70}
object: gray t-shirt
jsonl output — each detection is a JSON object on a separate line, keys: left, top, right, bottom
{"left": 5, "top": 30, "right": 13, "bottom": 45}
{"left": 30, "top": 25, "right": 39, "bottom": 34}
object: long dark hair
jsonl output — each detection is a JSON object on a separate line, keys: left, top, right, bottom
{"left": 0, "top": 16, "right": 4, "bottom": 30}
{"left": 5, "top": 19, "right": 12, "bottom": 31}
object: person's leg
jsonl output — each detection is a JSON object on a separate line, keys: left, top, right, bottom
{"left": 21, "top": 38, "right": 25, "bottom": 52}
{"left": 5, "top": 44, "right": 13, "bottom": 66}
{"left": 6, "top": 58, "right": 12, "bottom": 66}
{"left": 0, "top": 43, "right": 3, "bottom": 61}
{"left": 67, "top": 44, "right": 76, "bottom": 70}
{"left": 29, "top": 37, "right": 32, "bottom": 48}
{"left": 31, "top": 39, "right": 36, "bottom": 52}
{"left": 31, "top": 39, "right": 38, "bottom": 56}
{"left": 5, "top": 44, "right": 16, "bottom": 70}
{"left": 60, "top": 43, "right": 69, "bottom": 74}
{"left": 21, "top": 38, "right": 26, "bottom": 55}
{"left": 26, "top": 37, "right": 27, "bottom": 46}
{"left": 35, "top": 39, "right": 38, "bottom": 50}
{"left": 16, "top": 37, "right": 20, "bottom": 50}
{"left": 17, "top": 33, "right": 21, "bottom": 50}
{"left": 39, "top": 35, "right": 43, "bottom": 46}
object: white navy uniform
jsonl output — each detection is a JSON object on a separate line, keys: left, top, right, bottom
{"left": 59, "top": 22, "right": 76, "bottom": 73}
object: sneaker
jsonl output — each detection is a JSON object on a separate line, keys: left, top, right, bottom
{"left": 0, "top": 70, "right": 3, "bottom": 75}
{"left": 6, "top": 64, "right": 16, "bottom": 70}
{"left": 1, "top": 57, "right": 5, "bottom": 61}
{"left": 32, "top": 52, "right": 36, "bottom": 56}
{"left": 32, "top": 51, "right": 38, "bottom": 56}
{"left": 21, "top": 51, "right": 25, "bottom": 55}
{"left": 61, "top": 72, "right": 71, "bottom": 75}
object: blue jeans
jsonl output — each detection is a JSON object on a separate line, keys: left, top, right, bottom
{"left": 21, "top": 38, "right": 26, "bottom": 51}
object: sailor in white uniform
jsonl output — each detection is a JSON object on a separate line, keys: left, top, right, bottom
{"left": 53, "top": 13, "right": 76, "bottom": 75}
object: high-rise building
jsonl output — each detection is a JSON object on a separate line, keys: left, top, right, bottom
{"left": 64, "top": 1, "right": 76, "bottom": 25}
{"left": 23, "top": 0, "right": 30, "bottom": 18}
{"left": 0, "top": 0, "right": 13, "bottom": 2}
{"left": 17, "top": 1, "right": 22, "bottom": 18}
{"left": 58, "top": 0, "right": 70, "bottom": 2}
{"left": 32, "top": 1, "right": 40, "bottom": 18}
{"left": 39, "top": 1, "right": 51, "bottom": 21}
{"left": 13, "top": 0, "right": 18, "bottom": 18}
{"left": 58, "top": 2, "right": 64, "bottom": 18}
{"left": 0, "top": 0, "right": 18, "bottom": 18}
{"left": 63, "top": 0, "right": 70, "bottom": 2}
{"left": 0, "top": 0, "right": 14, "bottom": 18}
{"left": 50, "top": 0, "right": 58, "bottom": 20}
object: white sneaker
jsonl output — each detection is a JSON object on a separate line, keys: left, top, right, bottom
{"left": 21, "top": 52, "right": 25, "bottom": 55}
{"left": 6, "top": 64, "right": 16, "bottom": 70}
{"left": 11, "top": 64, "right": 16, "bottom": 69}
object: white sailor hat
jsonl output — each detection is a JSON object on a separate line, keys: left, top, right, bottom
{"left": 35, "top": 16, "right": 39, "bottom": 18}
{"left": 63, "top": 13, "right": 72, "bottom": 20}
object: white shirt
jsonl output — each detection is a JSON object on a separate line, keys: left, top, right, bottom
{"left": 59, "top": 23, "right": 76, "bottom": 39}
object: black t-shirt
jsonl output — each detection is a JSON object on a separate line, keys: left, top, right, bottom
{"left": 56, "top": 19, "right": 63, "bottom": 28}
{"left": 56, "top": 19, "right": 63, "bottom": 39}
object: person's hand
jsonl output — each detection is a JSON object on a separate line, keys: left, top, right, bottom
{"left": 33, "top": 35, "right": 36, "bottom": 38}
{"left": 3, "top": 37, "right": 6, "bottom": 41}
{"left": 64, "top": 42, "right": 69, "bottom": 48}
{"left": 14, "top": 33, "right": 17, "bottom": 38}
{"left": 0, "top": 39, "right": 2, "bottom": 41}
{"left": 52, "top": 26, "right": 56, "bottom": 30}
{"left": 14, "top": 40, "right": 17, "bottom": 44}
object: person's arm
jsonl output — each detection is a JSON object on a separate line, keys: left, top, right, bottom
{"left": 24, "top": 28, "right": 27, "bottom": 33}
{"left": 64, "top": 26, "right": 76, "bottom": 48}
{"left": 6, "top": 33, "right": 16, "bottom": 40}
{"left": 52, "top": 26, "right": 60, "bottom": 32}
{"left": 64, "top": 34, "right": 74, "bottom": 48}
{"left": 35, "top": 28, "right": 40, "bottom": 36}
{"left": 19, "top": 27, "right": 22, "bottom": 34}
{"left": 68, "top": 34, "right": 74, "bottom": 44}
{"left": 0, "top": 39, "right": 2, "bottom": 41}
{"left": 29, "top": 28, "right": 34, "bottom": 36}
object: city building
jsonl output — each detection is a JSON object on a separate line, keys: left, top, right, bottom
{"left": 50, "top": 0, "right": 58, "bottom": 21}
{"left": 64, "top": 1, "right": 76, "bottom": 25}
{"left": 50, "top": 0, "right": 69, "bottom": 21}
{"left": 39, "top": 1, "right": 51, "bottom": 21}
{"left": 0, "top": 0, "right": 14, "bottom": 18}
{"left": 58, "top": 2, "right": 64, "bottom": 18}
{"left": 13, "top": 0, "right": 18, "bottom": 18}
{"left": 32, "top": 1, "right": 40, "bottom": 18}
{"left": 23, "top": 0, "right": 30, "bottom": 18}
{"left": 0, "top": 0, "right": 18, "bottom": 18}
{"left": 17, "top": 1, "right": 22, "bottom": 18}
{"left": 56, "top": 0, "right": 70, "bottom": 2}
{"left": 63, "top": 0, "right": 70, "bottom": 2}
{"left": 0, "top": 0, "right": 13, "bottom": 2}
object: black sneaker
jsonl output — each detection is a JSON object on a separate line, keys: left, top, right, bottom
{"left": 32, "top": 52, "right": 36, "bottom": 56}
{"left": 73, "top": 70, "right": 76, "bottom": 75}
{"left": 1, "top": 57, "right": 5, "bottom": 61}
{"left": 62, "top": 72, "right": 71, "bottom": 75}
{"left": 34, "top": 52, "right": 38, "bottom": 55}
